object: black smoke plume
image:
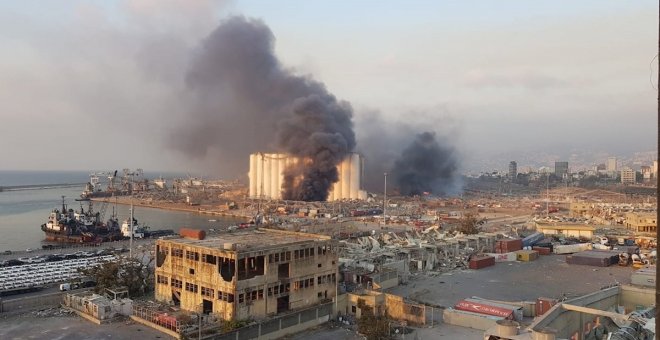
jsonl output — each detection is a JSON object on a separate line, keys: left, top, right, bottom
{"left": 355, "top": 111, "right": 461, "bottom": 196}
{"left": 279, "top": 95, "right": 355, "bottom": 201}
{"left": 171, "top": 16, "right": 355, "bottom": 201}
{"left": 390, "top": 132, "right": 458, "bottom": 196}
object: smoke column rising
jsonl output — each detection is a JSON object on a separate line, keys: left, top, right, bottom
{"left": 391, "top": 132, "right": 459, "bottom": 196}
{"left": 172, "top": 16, "right": 355, "bottom": 200}
{"left": 279, "top": 95, "right": 355, "bottom": 201}
{"left": 355, "top": 111, "right": 462, "bottom": 196}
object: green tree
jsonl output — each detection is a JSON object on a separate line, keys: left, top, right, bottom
{"left": 78, "top": 253, "right": 153, "bottom": 297}
{"left": 458, "top": 212, "right": 480, "bottom": 235}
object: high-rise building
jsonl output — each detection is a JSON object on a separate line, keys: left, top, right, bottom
{"left": 607, "top": 157, "right": 617, "bottom": 172}
{"left": 508, "top": 161, "right": 517, "bottom": 180}
{"left": 653, "top": 160, "right": 658, "bottom": 179}
{"left": 641, "top": 166, "right": 652, "bottom": 181}
{"left": 554, "top": 161, "right": 568, "bottom": 178}
{"left": 621, "top": 167, "right": 635, "bottom": 185}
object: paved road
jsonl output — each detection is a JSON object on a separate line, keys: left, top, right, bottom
{"left": 0, "top": 238, "right": 156, "bottom": 261}
{"left": 0, "top": 314, "right": 174, "bottom": 340}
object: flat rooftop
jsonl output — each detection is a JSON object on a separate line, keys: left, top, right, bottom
{"left": 536, "top": 223, "right": 595, "bottom": 231}
{"left": 162, "top": 228, "right": 331, "bottom": 252}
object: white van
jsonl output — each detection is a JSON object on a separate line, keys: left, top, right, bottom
{"left": 59, "top": 283, "right": 79, "bottom": 291}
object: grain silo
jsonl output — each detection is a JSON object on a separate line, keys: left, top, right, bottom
{"left": 248, "top": 152, "right": 366, "bottom": 201}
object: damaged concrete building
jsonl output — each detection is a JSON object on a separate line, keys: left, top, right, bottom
{"left": 154, "top": 229, "right": 338, "bottom": 320}
{"left": 338, "top": 228, "right": 500, "bottom": 291}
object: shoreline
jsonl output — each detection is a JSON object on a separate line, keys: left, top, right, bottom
{"left": 89, "top": 197, "right": 251, "bottom": 219}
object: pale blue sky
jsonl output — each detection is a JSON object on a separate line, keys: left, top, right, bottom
{"left": 0, "top": 0, "right": 657, "bottom": 173}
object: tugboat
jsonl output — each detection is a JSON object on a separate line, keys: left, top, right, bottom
{"left": 41, "top": 196, "right": 123, "bottom": 244}
{"left": 121, "top": 216, "right": 148, "bottom": 239}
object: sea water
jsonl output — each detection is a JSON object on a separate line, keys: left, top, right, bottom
{"left": 0, "top": 170, "right": 244, "bottom": 251}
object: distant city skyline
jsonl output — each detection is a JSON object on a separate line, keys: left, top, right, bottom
{"left": 0, "top": 1, "right": 656, "bottom": 177}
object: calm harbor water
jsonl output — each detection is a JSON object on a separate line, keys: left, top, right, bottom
{"left": 0, "top": 171, "right": 244, "bottom": 251}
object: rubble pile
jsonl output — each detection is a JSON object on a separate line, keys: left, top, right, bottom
{"left": 338, "top": 229, "right": 503, "bottom": 282}
{"left": 31, "top": 307, "right": 75, "bottom": 318}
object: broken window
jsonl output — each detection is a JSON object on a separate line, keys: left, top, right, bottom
{"left": 156, "top": 245, "right": 168, "bottom": 267}
{"left": 237, "top": 256, "right": 265, "bottom": 280}
{"left": 203, "top": 254, "right": 217, "bottom": 265}
{"left": 219, "top": 257, "right": 236, "bottom": 282}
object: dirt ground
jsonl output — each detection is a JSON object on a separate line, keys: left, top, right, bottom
{"left": 0, "top": 314, "right": 174, "bottom": 340}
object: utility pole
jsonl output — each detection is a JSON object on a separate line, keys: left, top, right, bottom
{"left": 124, "top": 169, "right": 141, "bottom": 259}
{"left": 383, "top": 172, "right": 387, "bottom": 225}
{"left": 655, "top": 2, "right": 660, "bottom": 338}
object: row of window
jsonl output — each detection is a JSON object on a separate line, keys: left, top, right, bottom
{"left": 294, "top": 248, "right": 314, "bottom": 260}
{"left": 293, "top": 277, "right": 315, "bottom": 291}
{"left": 317, "top": 273, "right": 337, "bottom": 285}
{"left": 169, "top": 245, "right": 333, "bottom": 265}
{"left": 268, "top": 283, "right": 290, "bottom": 297}
{"left": 268, "top": 251, "right": 291, "bottom": 263}
{"left": 201, "top": 286, "right": 214, "bottom": 298}
{"left": 238, "top": 289, "right": 264, "bottom": 303}
{"left": 185, "top": 282, "right": 198, "bottom": 293}
{"left": 271, "top": 245, "right": 336, "bottom": 263}
{"left": 185, "top": 251, "right": 200, "bottom": 261}
{"left": 162, "top": 275, "right": 235, "bottom": 303}
{"left": 218, "top": 291, "right": 235, "bottom": 302}
{"left": 170, "top": 247, "right": 231, "bottom": 267}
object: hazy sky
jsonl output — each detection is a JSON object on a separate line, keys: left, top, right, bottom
{"left": 0, "top": 0, "right": 657, "bottom": 176}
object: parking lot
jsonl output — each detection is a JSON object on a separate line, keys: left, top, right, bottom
{"left": 0, "top": 253, "right": 116, "bottom": 293}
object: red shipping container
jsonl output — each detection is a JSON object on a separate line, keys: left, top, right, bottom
{"left": 496, "top": 239, "right": 523, "bottom": 253}
{"left": 532, "top": 246, "right": 551, "bottom": 255}
{"left": 179, "top": 228, "right": 206, "bottom": 240}
{"left": 455, "top": 300, "right": 514, "bottom": 319}
{"left": 469, "top": 255, "right": 495, "bottom": 269}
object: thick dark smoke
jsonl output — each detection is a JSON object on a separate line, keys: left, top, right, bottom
{"left": 391, "top": 132, "right": 458, "bottom": 196}
{"left": 171, "top": 16, "right": 355, "bottom": 201}
{"left": 279, "top": 95, "right": 355, "bottom": 201}
{"left": 355, "top": 111, "right": 461, "bottom": 196}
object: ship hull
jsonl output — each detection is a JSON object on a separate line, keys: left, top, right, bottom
{"left": 41, "top": 225, "right": 121, "bottom": 244}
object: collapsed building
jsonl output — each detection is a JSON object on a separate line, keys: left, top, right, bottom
{"left": 337, "top": 228, "right": 500, "bottom": 292}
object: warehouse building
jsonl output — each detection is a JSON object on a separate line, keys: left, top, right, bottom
{"left": 535, "top": 223, "right": 595, "bottom": 239}
{"left": 248, "top": 152, "right": 367, "bottom": 201}
{"left": 154, "top": 229, "right": 338, "bottom": 320}
{"left": 624, "top": 212, "right": 657, "bottom": 234}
